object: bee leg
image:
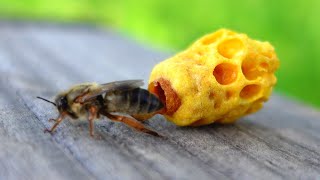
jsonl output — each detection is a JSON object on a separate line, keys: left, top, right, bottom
{"left": 132, "top": 113, "right": 156, "bottom": 122}
{"left": 104, "top": 113, "right": 162, "bottom": 137}
{"left": 88, "top": 106, "right": 98, "bottom": 137}
{"left": 74, "top": 91, "right": 90, "bottom": 103}
{"left": 44, "top": 114, "right": 65, "bottom": 134}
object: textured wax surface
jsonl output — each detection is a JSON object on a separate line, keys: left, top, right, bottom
{"left": 149, "top": 29, "right": 280, "bottom": 126}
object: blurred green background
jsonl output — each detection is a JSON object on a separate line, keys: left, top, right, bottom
{"left": 0, "top": 0, "right": 319, "bottom": 108}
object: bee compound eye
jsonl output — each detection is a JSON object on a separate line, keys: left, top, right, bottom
{"left": 59, "top": 96, "right": 68, "bottom": 109}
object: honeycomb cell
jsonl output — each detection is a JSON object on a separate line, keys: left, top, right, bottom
{"left": 209, "top": 91, "right": 215, "bottom": 100}
{"left": 214, "top": 98, "right": 222, "bottom": 109}
{"left": 245, "top": 98, "right": 265, "bottom": 114}
{"left": 213, "top": 63, "right": 238, "bottom": 85}
{"left": 242, "top": 58, "right": 268, "bottom": 80}
{"left": 240, "top": 84, "right": 261, "bottom": 99}
{"left": 201, "top": 30, "right": 224, "bottom": 45}
{"left": 260, "top": 62, "right": 269, "bottom": 69}
{"left": 148, "top": 78, "right": 181, "bottom": 115}
{"left": 217, "top": 38, "right": 245, "bottom": 59}
{"left": 226, "top": 90, "right": 234, "bottom": 100}
{"left": 261, "top": 51, "right": 273, "bottom": 58}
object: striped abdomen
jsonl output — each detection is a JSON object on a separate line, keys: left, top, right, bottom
{"left": 104, "top": 88, "right": 164, "bottom": 115}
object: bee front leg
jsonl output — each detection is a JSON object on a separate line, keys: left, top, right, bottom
{"left": 88, "top": 106, "right": 98, "bottom": 137}
{"left": 103, "top": 113, "right": 162, "bottom": 137}
{"left": 44, "top": 114, "right": 65, "bottom": 134}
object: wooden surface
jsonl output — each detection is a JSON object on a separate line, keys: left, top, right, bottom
{"left": 0, "top": 22, "right": 320, "bottom": 180}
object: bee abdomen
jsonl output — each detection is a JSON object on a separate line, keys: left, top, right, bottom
{"left": 132, "top": 88, "right": 164, "bottom": 114}
{"left": 105, "top": 88, "right": 164, "bottom": 115}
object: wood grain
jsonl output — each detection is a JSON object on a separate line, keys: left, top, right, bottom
{"left": 0, "top": 22, "right": 319, "bottom": 180}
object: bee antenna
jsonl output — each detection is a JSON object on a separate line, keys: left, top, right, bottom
{"left": 37, "top": 96, "right": 57, "bottom": 106}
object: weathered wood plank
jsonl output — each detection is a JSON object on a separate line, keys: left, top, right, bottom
{"left": 0, "top": 22, "right": 319, "bottom": 180}
{"left": 0, "top": 75, "right": 93, "bottom": 180}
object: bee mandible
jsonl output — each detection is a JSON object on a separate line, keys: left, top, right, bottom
{"left": 37, "top": 80, "right": 164, "bottom": 137}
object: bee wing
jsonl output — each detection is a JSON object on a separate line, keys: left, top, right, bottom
{"left": 80, "top": 80, "right": 144, "bottom": 103}
{"left": 100, "top": 80, "right": 144, "bottom": 92}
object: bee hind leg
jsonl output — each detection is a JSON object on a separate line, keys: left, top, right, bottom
{"left": 102, "top": 112, "right": 162, "bottom": 137}
{"left": 131, "top": 113, "right": 155, "bottom": 122}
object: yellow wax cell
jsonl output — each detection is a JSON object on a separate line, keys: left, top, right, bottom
{"left": 149, "top": 29, "right": 279, "bottom": 126}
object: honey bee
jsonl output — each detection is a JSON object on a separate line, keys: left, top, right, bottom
{"left": 37, "top": 80, "right": 164, "bottom": 137}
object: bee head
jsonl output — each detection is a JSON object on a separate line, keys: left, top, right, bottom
{"left": 37, "top": 95, "right": 75, "bottom": 118}
{"left": 54, "top": 94, "right": 78, "bottom": 119}
{"left": 55, "top": 95, "right": 69, "bottom": 112}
